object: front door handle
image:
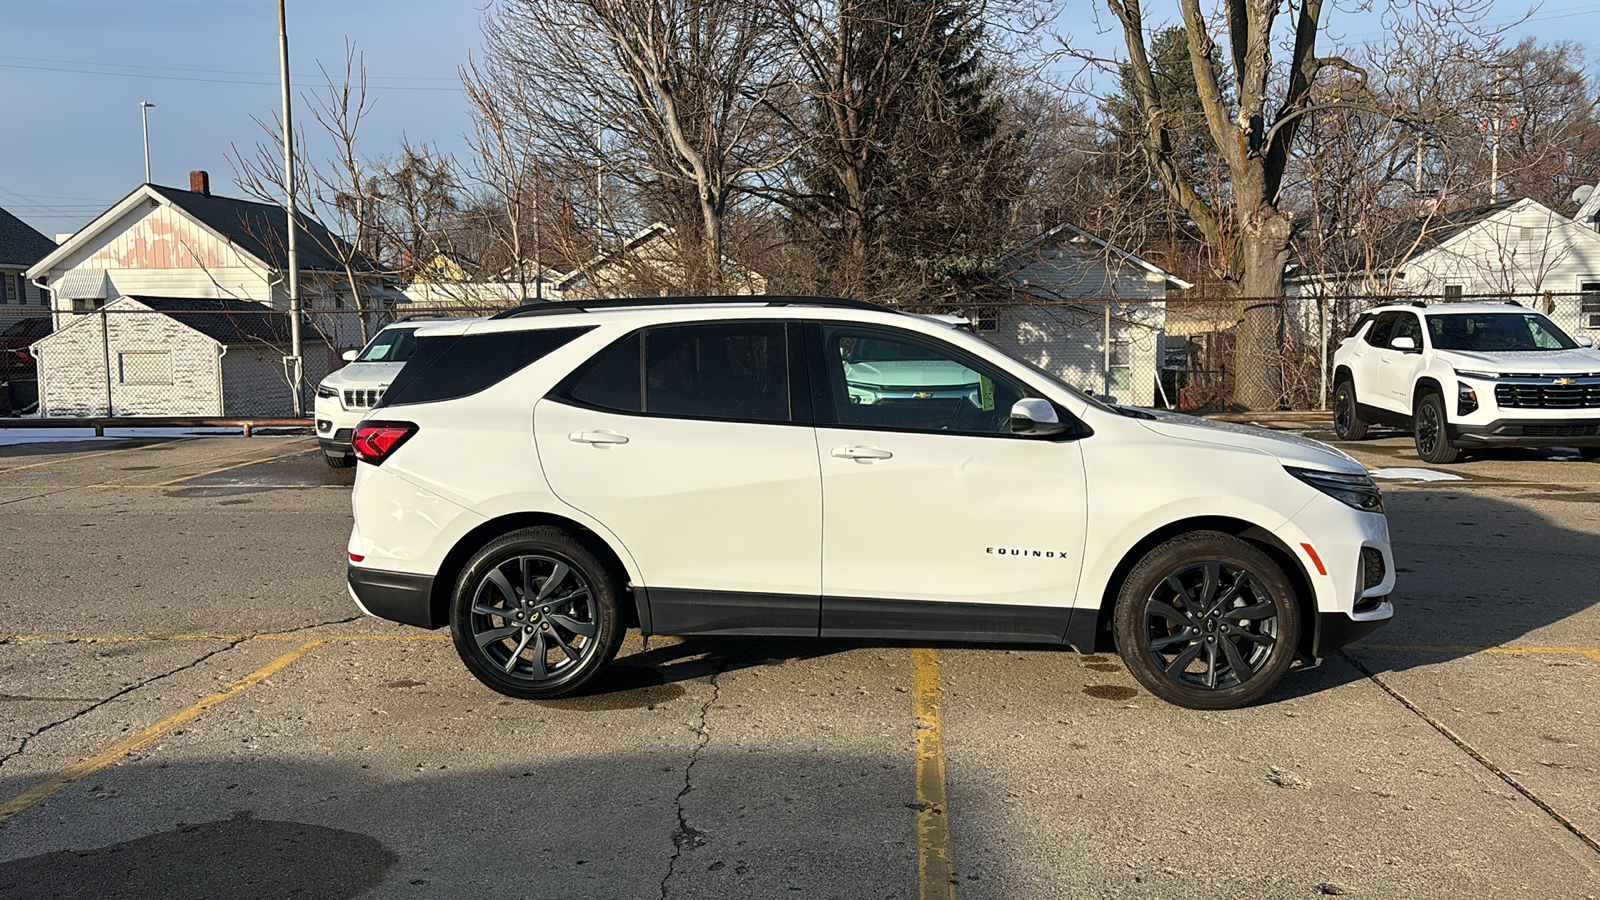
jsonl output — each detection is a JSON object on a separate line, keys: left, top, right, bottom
{"left": 831, "top": 446, "right": 892, "bottom": 460}
{"left": 569, "top": 431, "right": 629, "bottom": 445}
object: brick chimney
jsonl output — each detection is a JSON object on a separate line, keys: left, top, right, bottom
{"left": 190, "top": 170, "right": 210, "bottom": 196}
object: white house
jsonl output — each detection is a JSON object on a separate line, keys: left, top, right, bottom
{"left": 1287, "top": 197, "right": 1600, "bottom": 336}
{"left": 0, "top": 205, "right": 55, "bottom": 329}
{"left": 554, "top": 222, "right": 767, "bottom": 300}
{"left": 31, "top": 296, "right": 332, "bottom": 417}
{"left": 25, "top": 171, "right": 397, "bottom": 351}
{"left": 986, "top": 221, "right": 1193, "bottom": 407}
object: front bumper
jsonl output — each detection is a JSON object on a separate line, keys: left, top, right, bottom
{"left": 1450, "top": 417, "right": 1600, "bottom": 447}
{"left": 1312, "top": 603, "right": 1392, "bottom": 657}
{"left": 348, "top": 564, "right": 439, "bottom": 628}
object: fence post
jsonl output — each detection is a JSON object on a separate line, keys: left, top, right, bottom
{"left": 100, "top": 305, "right": 113, "bottom": 417}
{"left": 1101, "top": 301, "right": 1111, "bottom": 400}
{"left": 1318, "top": 296, "right": 1329, "bottom": 410}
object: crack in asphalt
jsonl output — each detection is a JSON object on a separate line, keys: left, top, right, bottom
{"left": 1342, "top": 650, "right": 1600, "bottom": 856}
{"left": 658, "top": 644, "right": 748, "bottom": 900}
{"left": 0, "top": 637, "right": 247, "bottom": 772}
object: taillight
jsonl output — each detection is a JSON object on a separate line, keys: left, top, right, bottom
{"left": 351, "top": 421, "right": 417, "bottom": 465}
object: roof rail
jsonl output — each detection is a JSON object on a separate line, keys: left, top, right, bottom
{"left": 488, "top": 295, "right": 893, "bottom": 320}
{"left": 1504, "top": 298, "right": 1522, "bottom": 307}
{"left": 1402, "top": 300, "right": 1428, "bottom": 308}
{"left": 392, "top": 313, "right": 461, "bottom": 323}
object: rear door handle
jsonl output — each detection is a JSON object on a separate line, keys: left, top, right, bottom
{"left": 831, "top": 446, "right": 892, "bottom": 460}
{"left": 569, "top": 431, "right": 629, "bottom": 445}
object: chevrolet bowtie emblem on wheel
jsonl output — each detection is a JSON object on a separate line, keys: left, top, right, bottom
{"left": 1554, "top": 377, "right": 1577, "bottom": 385}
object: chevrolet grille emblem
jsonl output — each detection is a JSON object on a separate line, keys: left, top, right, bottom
{"left": 1554, "top": 377, "right": 1577, "bottom": 385}
{"left": 913, "top": 392, "right": 933, "bottom": 399}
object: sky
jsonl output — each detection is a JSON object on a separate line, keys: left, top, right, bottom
{"left": 2, "top": 0, "right": 1598, "bottom": 241}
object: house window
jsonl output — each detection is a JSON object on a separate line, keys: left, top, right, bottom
{"left": 1581, "top": 281, "right": 1600, "bottom": 313}
{"left": 119, "top": 351, "right": 172, "bottom": 385}
{"left": 1443, "top": 285, "right": 1464, "bottom": 300}
{"left": 72, "top": 298, "right": 106, "bottom": 313}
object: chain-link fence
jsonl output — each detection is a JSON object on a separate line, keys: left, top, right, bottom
{"left": 7, "top": 290, "right": 1596, "bottom": 418}
{"left": 962, "top": 290, "right": 1600, "bottom": 412}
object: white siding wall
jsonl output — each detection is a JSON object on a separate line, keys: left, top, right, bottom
{"left": 1401, "top": 204, "right": 1600, "bottom": 299}
{"left": 33, "top": 300, "right": 222, "bottom": 416}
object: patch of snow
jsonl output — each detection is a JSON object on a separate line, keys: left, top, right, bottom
{"left": 1369, "top": 467, "right": 1465, "bottom": 482}
{"left": 0, "top": 426, "right": 245, "bottom": 446}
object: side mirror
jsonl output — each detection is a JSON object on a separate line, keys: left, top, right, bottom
{"left": 342, "top": 349, "right": 359, "bottom": 362}
{"left": 1577, "top": 336, "right": 1595, "bottom": 348}
{"left": 1010, "top": 398, "right": 1069, "bottom": 437}
{"left": 1390, "top": 336, "right": 1417, "bottom": 351}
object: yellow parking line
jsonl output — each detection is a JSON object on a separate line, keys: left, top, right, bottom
{"left": 1358, "top": 643, "right": 1600, "bottom": 662}
{"left": 0, "top": 443, "right": 168, "bottom": 476}
{"left": 913, "top": 648, "right": 957, "bottom": 900}
{"left": 0, "top": 639, "right": 325, "bottom": 825}
{"left": 151, "top": 444, "right": 317, "bottom": 486}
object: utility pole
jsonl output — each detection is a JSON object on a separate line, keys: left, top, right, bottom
{"left": 139, "top": 101, "right": 155, "bottom": 184}
{"left": 1481, "top": 71, "right": 1519, "bottom": 203}
{"left": 278, "top": 0, "right": 304, "bottom": 416}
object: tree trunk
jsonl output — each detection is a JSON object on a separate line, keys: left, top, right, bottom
{"left": 1234, "top": 207, "right": 1291, "bottom": 410}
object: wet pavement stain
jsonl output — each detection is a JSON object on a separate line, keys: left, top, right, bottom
{"left": 1082, "top": 662, "right": 1121, "bottom": 672}
{"left": 536, "top": 664, "right": 686, "bottom": 711}
{"left": 1082, "top": 685, "right": 1138, "bottom": 701}
{"left": 0, "top": 811, "right": 396, "bottom": 900}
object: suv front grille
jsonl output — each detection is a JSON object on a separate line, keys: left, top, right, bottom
{"left": 1495, "top": 380, "right": 1600, "bottom": 409}
{"left": 1521, "top": 423, "right": 1600, "bottom": 437}
{"left": 343, "top": 389, "right": 384, "bottom": 409}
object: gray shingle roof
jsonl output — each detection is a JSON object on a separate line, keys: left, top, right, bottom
{"left": 148, "top": 185, "right": 383, "bottom": 274}
{"left": 0, "top": 206, "right": 57, "bottom": 269}
{"left": 125, "top": 296, "right": 296, "bottom": 346}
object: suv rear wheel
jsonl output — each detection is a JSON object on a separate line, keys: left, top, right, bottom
{"left": 1113, "top": 532, "right": 1300, "bottom": 710}
{"left": 449, "top": 527, "right": 624, "bottom": 699}
{"left": 324, "top": 450, "right": 355, "bottom": 469}
{"left": 1332, "top": 380, "right": 1368, "bottom": 441}
{"left": 1412, "top": 392, "right": 1460, "bottom": 464}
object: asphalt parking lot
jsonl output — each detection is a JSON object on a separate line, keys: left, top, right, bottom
{"left": 0, "top": 428, "right": 1597, "bottom": 899}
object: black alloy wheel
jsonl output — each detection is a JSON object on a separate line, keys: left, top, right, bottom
{"left": 1332, "top": 381, "right": 1368, "bottom": 441}
{"left": 1114, "top": 532, "right": 1299, "bottom": 709}
{"left": 450, "top": 527, "right": 622, "bottom": 699}
{"left": 324, "top": 450, "right": 356, "bottom": 469}
{"left": 1413, "top": 392, "right": 1460, "bottom": 464}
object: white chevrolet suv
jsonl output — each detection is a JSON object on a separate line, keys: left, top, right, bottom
{"left": 315, "top": 317, "right": 469, "bottom": 467}
{"left": 1331, "top": 302, "right": 1600, "bottom": 464}
{"left": 345, "top": 297, "right": 1394, "bottom": 709}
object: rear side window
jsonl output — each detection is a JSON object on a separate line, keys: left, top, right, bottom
{"left": 559, "top": 322, "right": 794, "bottom": 423}
{"left": 1363, "top": 312, "right": 1400, "bottom": 347}
{"left": 379, "top": 326, "right": 593, "bottom": 407}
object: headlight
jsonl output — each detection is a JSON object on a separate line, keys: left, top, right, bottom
{"left": 1286, "top": 466, "right": 1384, "bottom": 512}
{"left": 316, "top": 383, "right": 338, "bottom": 399}
{"left": 1454, "top": 370, "right": 1499, "bottom": 381}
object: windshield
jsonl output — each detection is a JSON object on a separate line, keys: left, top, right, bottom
{"left": 1427, "top": 312, "right": 1577, "bottom": 352}
{"left": 2, "top": 319, "right": 45, "bottom": 338}
{"left": 356, "top": 328, "right": 419, "bottom": 362}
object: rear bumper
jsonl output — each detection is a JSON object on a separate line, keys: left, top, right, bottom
{"left": 1452, "top": 418, "right": 1600, "bottom": 447}
{"left": 347, "top": 564, "right": 439, "bottom": 628}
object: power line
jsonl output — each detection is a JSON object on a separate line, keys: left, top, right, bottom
{"left": 0, "top": 61, "right": 460, "bottom": 92}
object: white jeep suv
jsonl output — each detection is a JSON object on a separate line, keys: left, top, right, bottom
{"left": 1331, "top": 302, "right": 1600, "bottom": 464}
{"left": 315, "top": 317, "right": 468, "bottom": 467}
{"left": 345, "top": 296, "right": 1394, "bottom": 709}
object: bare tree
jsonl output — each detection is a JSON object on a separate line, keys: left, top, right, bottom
{"left": 477, "top": 0, "right": 794, "bottom": 289}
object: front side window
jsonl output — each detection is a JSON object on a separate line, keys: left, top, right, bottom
{"left": 1390, "top": 312, "right": 1424, "bottom": 348}
{"left": 819, "top": 325, "right": 1027, "bottom": 435}
{"left": 357, "top": 328, "right": 419, "bottom": 362}
{"left": 1363, "top": 312, "right": 1400, "bottom": 347}
{"left": 563, "top": 322, "right": 793, "bottom": 424}
{"left": 1426, "top": 312, "right": 1578, "bottom": 351}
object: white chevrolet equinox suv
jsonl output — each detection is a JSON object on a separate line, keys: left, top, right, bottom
{"left": 345, "top": 297, "right": 1394, "bottom": 709}
{"left": 1331, "top": 301, "right": 1600, "bottom": 464}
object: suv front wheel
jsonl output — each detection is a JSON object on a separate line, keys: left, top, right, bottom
{"left": 449, "top": 527, "right": 624, "bottom": 699}
{"left": 1113, "top": 532, "right": 1300, "bottom": 710}
{"left": 1412, "top": 392, "right": 1460, "bottom": 464}
{"left": 1332, "top": 380, "right": 1368, "bottom": 441}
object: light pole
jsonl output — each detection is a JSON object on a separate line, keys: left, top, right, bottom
{"left": 278, "top": 0, "right": 303, "bottom": 416}
{"left": 139, "top": 101, "right": 155, "bottom": 183}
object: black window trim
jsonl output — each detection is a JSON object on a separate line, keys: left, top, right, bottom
{"left": 803, "top": 320, "right": 1087, "bottom": 441}
{"left": 546, "top": 319, "right": 815, "bottom": 428}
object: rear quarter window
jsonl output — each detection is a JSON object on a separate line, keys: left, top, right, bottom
{"left": 378, "top": 326, "right": 594, "bottom": 407}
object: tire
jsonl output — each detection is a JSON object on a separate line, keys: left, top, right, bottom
{"left": 1332, "top": 380, "right": 1368, "bottom": 441}
{"left": 1113, "top": 531, "right": 1301, "bottom": 710}
{"left": 1412, "top": 392, "right": 1460, "bottom": 464}
{"left": 449, "top": 527, "right": 624, "bottom": 700}
{"left": 324, "top": 450, "right": 356, "bottom": 468}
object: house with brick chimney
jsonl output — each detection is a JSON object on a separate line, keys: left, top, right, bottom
{"left": 25, "top": 171, "right": 396, "bottom": 350}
